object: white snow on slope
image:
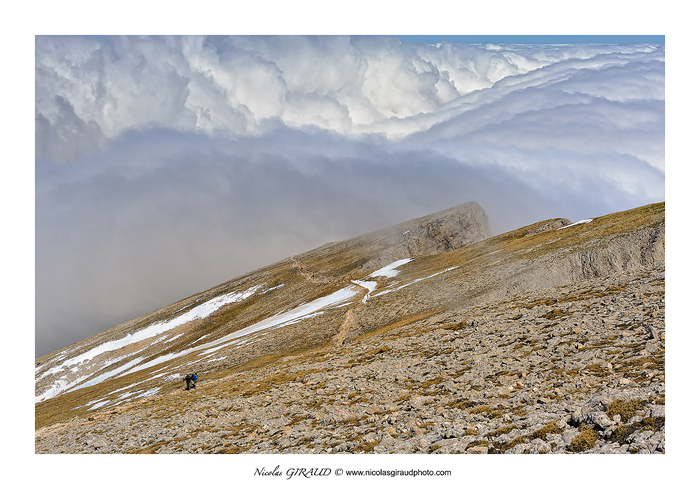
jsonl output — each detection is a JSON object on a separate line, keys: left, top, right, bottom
{"left": 367, "top": 259, "right": 413, "bottom": 278}
{"left": 35, "top": 284, "right": 263, "bottom": 403}
{"left": 89, "top": 400, "right": 111, "bottom": 410}
{"left": 37, "top": 261, "right": 412, "bottom": 403}
{"left": 88, "top": 386, "right": 160, "bottom": 410}
{"left": 46, "top": 284, "right": 261, "bottom": 372}
{"left": 114, "top": 285, "right": 363, "bottom": 377}
{"left": 35, "top": 356, "right": 146, "bottom": 404}
{"left": 134, "top": 387, "right": 160, "bottom": 399}
{"left": 558, "top": 219, "right": 593, "bottom": 230}
{"left": 190, "top": 334, "right": 210, "bottom": 344}
{"left": 66, "top": 357, "right": 147, "bottom": 394}
{"left": 261, "top": 284, "right": 285, "bottom": 294}
{"left": 155, "top": 284, "right": 264, "bottom": 331}
{"left": 375, "top": 266, "right": 460, "bottom": 297}
{"left": 196, "top": 286, "right": 361, "bottom": 354}
{"left": 348, "top": 259, "right": 414, "bottom": 304}
{"left": 352, "top": 280, "right": 377, "bottom": 304}
{"left": 163, "top": 333, "right": 184, "bottom": 344}
{"left": 154, "top": 262, "right": 414, "bottom": 366}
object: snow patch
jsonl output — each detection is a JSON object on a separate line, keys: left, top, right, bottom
{"left": 61, "top": 284, "right": 260, "bottom": 368}
{"left": 35, "top": 284, "right": 263, "bottom": 403}
{"left": 367, "top": 258, "right": 413, "bottom": 278}
{"left": 163, "top": 333, "right": 184, "bottom": 344}
{"left": 38, "top": 281, "right": 363, "bottom": 402}
{"left": 195, "top": 286, "right": 361, "bottom": 354}
{"left": 71, "top": 357, "right": 145, "bottom": 392}
{"left": 352, "top": 280, "right": 377, "bottom": 304}
{"left": 375, "top": 266, "right": 459, "bottom": 297}
{"left": 190, "top": 334, "right": 210, "bottom": 344}
{"left": 88, "top": 400, "right": 111, "bottom": 410}
{"left": 261, "top": 284, "right": 285, "bottom": 294}
{"left": 134, "top": 387, "right": 160, "bottom": 399}
{"left": 558, "top": 219, "right": 593, "bottom": 230}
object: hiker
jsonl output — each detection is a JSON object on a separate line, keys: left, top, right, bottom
{"left": 184, "top": 372, "right": 199, "bottom": 390}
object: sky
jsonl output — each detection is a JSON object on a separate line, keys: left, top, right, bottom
{"left": 34, "top": 34, "right": 666, "bottom": 358}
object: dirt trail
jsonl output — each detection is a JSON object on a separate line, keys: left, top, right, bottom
{"left": 336, "top": 308, "right": 356, "bottom": 346}
{"left": 291, "top": 257, "right": 370, "bottom": 346}
{"left": 336, "top": 280, "right": 379, "bottom": 346}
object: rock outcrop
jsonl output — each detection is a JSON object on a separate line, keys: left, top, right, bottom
{"left": 295, "top": 201, "right": 490, "bottom": 275}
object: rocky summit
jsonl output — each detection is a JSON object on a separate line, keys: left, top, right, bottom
{"left": 35, "top": 201, "right": 665, "bottom": 454}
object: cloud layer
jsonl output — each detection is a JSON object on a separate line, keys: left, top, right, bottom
{"left": 35, "top": 36, "right": 664, "bottom": 357}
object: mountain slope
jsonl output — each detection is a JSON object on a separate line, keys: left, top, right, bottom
{"left": 35, "top": 203, "right": 489, "bottom": 412}
{"left": 35, "top": 202, "right": 665, "bottom": 454}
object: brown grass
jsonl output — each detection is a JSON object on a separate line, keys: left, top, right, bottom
{"left": 606, "top": 399, "right": 647, "bottom": 422}
{"left": 569, "top": 425, "right": 598, "bottom": 452}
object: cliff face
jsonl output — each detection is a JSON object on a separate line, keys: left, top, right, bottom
{"left": 478, "top": 218, "right": 665, "bottom": 304}
{"left": 570, "top": 224, "right": 664, "bottom": 280}
{"left": 292, "top": 201, "right": 491, "bottom": 276}
{"left": 380, "top": 201, "right": 492, "bottom": 258}
{"left": 35, "top": 202, "right": 665, "bottom": 455}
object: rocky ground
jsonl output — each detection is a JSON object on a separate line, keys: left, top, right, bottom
{"left": 35, "top": 263, "right": 665, "bottom": 454}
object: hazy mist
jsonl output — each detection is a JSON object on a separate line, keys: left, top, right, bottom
{"left": 35, "top": 36, "right": 664, "bottom": 357}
